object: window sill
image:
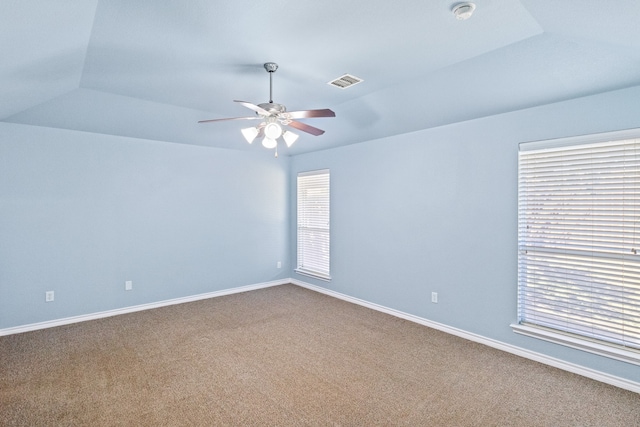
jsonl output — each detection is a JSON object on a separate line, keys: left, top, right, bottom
{"left": 294, "top": 269, "right": 331, "bottom": 282}
{"left": 511, "top": 323, "right": 640, "bottom": 366}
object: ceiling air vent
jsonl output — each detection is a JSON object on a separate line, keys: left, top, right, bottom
{"left": 328, "top": 74, "right": 363, "bottom": 89}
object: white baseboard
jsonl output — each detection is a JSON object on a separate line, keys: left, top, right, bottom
{"left": 291, "top": 279, "right": 640, "bottom": 394}
{"left": 0, "top": 279, "right": 288, "bottom": 337}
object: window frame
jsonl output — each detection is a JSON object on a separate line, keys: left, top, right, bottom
{"left": 295, "top": 169, "right": 331, "bottom": 281}
{"left": 512, "top": 129, "right": 640, "bottom": 366}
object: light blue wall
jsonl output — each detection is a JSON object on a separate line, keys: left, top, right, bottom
{"left": 3, "top": 83, "right": 640, "bottom": 384}
{"left": 290, "top": 85, "right": 640, "bottom": 383}
{"left": 0, "top": 123, "right": 289, "bottom": 328}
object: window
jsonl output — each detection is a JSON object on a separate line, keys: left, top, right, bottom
{"left": 296, "top": 169, "right": 330, "bottom": 280}
{"left": 514, "top": 130, "right": 640, "bottom": 365}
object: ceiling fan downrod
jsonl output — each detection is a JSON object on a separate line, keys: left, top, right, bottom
{"left": 264, "top": 62, "right": 278, "bottom": 104}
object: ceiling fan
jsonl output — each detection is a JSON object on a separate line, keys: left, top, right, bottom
{"left": 198, "top": 62, "right": 335, "bottom": 156}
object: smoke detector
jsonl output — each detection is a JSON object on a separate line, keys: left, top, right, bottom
{"left": 452, "top": 2, "right": 476, "bottom": 20}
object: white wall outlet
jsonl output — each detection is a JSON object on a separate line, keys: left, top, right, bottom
{"left": 431, "top": 292, "right": 438, "bottom": 304}
{"left": 277, "top": 261, "right": 282, "bottom": 269}
{"left": 45, "top": 291, "right": 55, "bottom": 302}
{"left": 125, "top": 280, "right": 133, "bottom": 291}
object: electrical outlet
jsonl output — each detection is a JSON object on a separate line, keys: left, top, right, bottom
{"left": 45, "top": 291, "right": 55, "bottom": 302}
{"left": 125, "top": 280, "right": 133, "bottom": 291}
{"left": 431, "top": 292, "right": 438, "bottom": 304}
{"left": 277, "top": 261, "right": 282, "bottom": 269}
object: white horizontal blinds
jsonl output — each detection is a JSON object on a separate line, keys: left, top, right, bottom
{"left": 297, "top": 170, "right": 330, "bottom": 278}
{"left": 518, "top": 138, "right": 640, "bottom": 351}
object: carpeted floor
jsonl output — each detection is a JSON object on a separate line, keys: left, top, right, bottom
{"left": 1, "top": 284, "right": 639, "bottom": 426}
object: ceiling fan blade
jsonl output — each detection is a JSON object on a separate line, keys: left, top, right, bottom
{"left": 287, "top": 120, "right": 325, "bottom": 136}
{"left": 198, "top": 116, "right": 261, "bottom": 123}
{"left": 286, "top": 109, "right": 335, "bottom": 119}
{"left": 234, "top": 100, "right": 270, "bottom": 116}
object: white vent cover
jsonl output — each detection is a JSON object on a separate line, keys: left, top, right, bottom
{"left": 328, "top": 74, "right": 363, "bottom": 89}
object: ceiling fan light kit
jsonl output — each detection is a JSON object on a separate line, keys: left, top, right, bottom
{"left": 199, "top": 62, "right": 336, "bottom": 156}
{"left": 240, "top": 126, "right": 260, "bottom": 144}
{"left": 264, "top": 121, "right": 283, "bottom": 140}
{"left": 262, "top": 137, "right": 278, "bottom": 149}
{"left": 282, "top": 130, "right": 299, "bottom": 147}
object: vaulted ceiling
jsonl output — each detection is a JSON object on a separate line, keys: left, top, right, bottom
{"left": 2, "top": 1, "right": 640, "bottom": 155}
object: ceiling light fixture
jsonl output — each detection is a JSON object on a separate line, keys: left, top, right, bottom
{"left": 452, "top": 2, "right": 476, "bottom": 20}
{"left": 242, "top": 120, "right": 299, "bottom": 156}
{"left": 262, "top": 137, "right": 277, "bottom": 149}
{"left": 199, "top": 62, "right": 335, "bottom": 157}
{"left": 264, "top": 121, "right": 283, "bottom": 140}
{"left": 241, "top": 126, "right": 259, "bottom": 144}
{"left": 282, "top": 131, "right": 299, "bottom": 147}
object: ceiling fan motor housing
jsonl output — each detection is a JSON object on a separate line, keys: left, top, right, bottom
{"left": 257, "top": 102, "right": 292, "bottom": 125}
{"left": 258, "top": 102, "right": 286, "bottom": 115}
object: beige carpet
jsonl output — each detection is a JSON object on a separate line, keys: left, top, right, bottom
{"left": 1, "top": 284, "right": 639, "bottom": 426}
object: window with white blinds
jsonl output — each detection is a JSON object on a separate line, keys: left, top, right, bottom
{"left": 515, "top": 131, "right": 640, "bottom": 365}
{"left": 296, "top": 169, "right": 330, "bottom": 280}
